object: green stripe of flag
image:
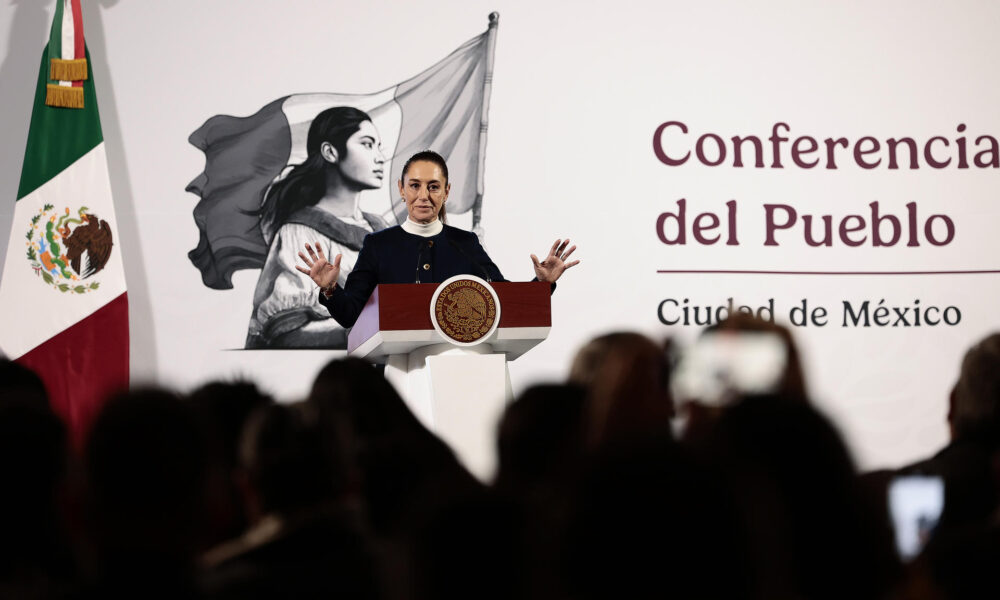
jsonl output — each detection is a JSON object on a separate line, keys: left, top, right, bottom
{"left": 17, "top": 45, "right": 103, "bottom": 201}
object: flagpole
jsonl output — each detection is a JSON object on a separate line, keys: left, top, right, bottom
{"left": 472, "top": 12, "right": 499, "bottom": 235}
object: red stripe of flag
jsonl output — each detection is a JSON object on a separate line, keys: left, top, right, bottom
{"left": 15, "top": 293, "right": 129, "bottom": 448}
{"left": 71, "top": 0, "right": 84, "bottom": 57}
{"left": 71, "top": 0, "right": 84, "bottom": 88}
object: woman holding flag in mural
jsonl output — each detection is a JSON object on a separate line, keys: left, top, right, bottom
{"left": 245, "top": 107, "right": 390, "bottom": 349}
{"left": 296, "top": 150, "right": 580, "bottom": 330}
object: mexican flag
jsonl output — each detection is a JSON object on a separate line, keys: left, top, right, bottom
{"left": 186, "top": 13, "right": 501, "bottom": 289}
{"left": 0, "top": 0, "right": 128, "bottom": 445}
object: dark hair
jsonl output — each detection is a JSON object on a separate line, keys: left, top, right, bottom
{"left": 0, "top": 359, "right": 49, "bottom": 410}
{"left": 401, "top": 150, "right": 450, "bottom": 224}
{"left": 495, "top": 384, "right": 587, "bottom": 492}
{"left": 240, "top": 402, "right": 343, "bottom": 515}
{"left": 307, "top": 358, "right": 480, "bottom": 535}
{"left": 569, "top": 332, "right": 674, "bottom": 447}
{"left": 259, "top": 106, "right": 372, "bottom": 241}
{"left": 85, "top": 388, "right": 208, "bottom": 558}
{"left": 952, "top": 332, "right": 1000, "bottom": 440}
{"left": 308, "top": 357, "right": 431, "bottom": 441}
{"left": 704, "top": 395, "right": 898, "bottom": 600}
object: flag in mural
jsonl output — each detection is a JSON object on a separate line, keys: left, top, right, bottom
{"left": 186, "top": 13, "right": 500, "bottom": 291}
{"left": 0, "top": 0, "right": 128, "bottom": 444}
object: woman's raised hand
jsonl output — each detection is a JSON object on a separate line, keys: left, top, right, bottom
{"left": 296, "top": 242, "right": 342, "bottom": 290}
{"left": 531, "top": 238, "right": 580, "bottom": 283}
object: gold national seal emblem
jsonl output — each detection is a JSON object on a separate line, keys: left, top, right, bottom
{"left": 432, "top": 277, "right": 499, "bottom": 344}
{"left": 25, "top": 205, "right": 113, "bottom": 294}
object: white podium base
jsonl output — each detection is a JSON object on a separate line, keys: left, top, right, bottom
{"left": 384, "top": 343, "right": 512, "bottom": 481}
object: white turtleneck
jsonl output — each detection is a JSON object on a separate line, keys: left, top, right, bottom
{"left": 401, "top": 217, "right": 443, "bottom": 237}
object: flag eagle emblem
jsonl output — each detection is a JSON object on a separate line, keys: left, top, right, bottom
{"left": 25, "top": 205, "right": 113, "bottom": 294}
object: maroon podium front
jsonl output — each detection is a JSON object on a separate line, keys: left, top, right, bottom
{"left": 347, "top": 281, "right": 552, "bottom": 362}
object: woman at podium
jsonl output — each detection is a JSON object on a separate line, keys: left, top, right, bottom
{"left": 296, "top": 150, "right": 579, "bottom": 328}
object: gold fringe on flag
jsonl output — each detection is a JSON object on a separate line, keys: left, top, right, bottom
{"left": 50, "top": 58, "right": 88, "bottom": 82}
{"left": 45, "top": 84, "right": 84, "bottom": 109}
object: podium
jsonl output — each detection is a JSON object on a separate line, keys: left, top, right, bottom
{"left": 348, "top": 279, "right": 551, "bottom": 479}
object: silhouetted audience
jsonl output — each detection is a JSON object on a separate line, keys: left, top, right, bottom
{"left": 10, "top": 326, "right": 1000, "bottom": 599}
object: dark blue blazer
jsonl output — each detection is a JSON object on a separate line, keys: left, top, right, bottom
{"left": 319, "top": 225, "right": 506, "bottom": 327}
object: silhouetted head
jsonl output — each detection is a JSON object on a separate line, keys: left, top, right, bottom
{"left": 0, "top": 359, "right": 49, "bottom": 410}
{"left": 188, "top": 379, "right": 274, "bottom": 472}
{"left": 239, "top": 402, "right": 345, "bottom": 518}
{"left": 951, "top": 333, "right": 1000, "bottom": 442}
{"left": 307, "top": 357, "right": 479, "bottom": 535}
{"left": 494, "top": 384, "right": 587, "bottom": 493}
{"left": 569, "top": 332, "right": 674, "bottom": 447}
{"left": 84, "top": 388, "right": 208, "bottom": 561}
{"left": 308, "top": 357, "right": 430, "bottom": 443}
{"left": 187, "top": 380, "right": 274, "bottom": 545}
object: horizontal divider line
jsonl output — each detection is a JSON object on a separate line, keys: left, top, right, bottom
{"left": 657, "top": 269, "right": 1000, "bottom": 276}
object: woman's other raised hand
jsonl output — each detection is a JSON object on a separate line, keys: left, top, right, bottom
{"left": 296, "top": 242, "right": 342, "bottom": 290}
{"left": 531, "top": 238, "right": 580, "bottom": 283}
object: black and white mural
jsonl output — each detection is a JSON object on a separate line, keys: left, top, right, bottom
{"left": 186, "top": 15, "right": 499, "bottom": 349}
